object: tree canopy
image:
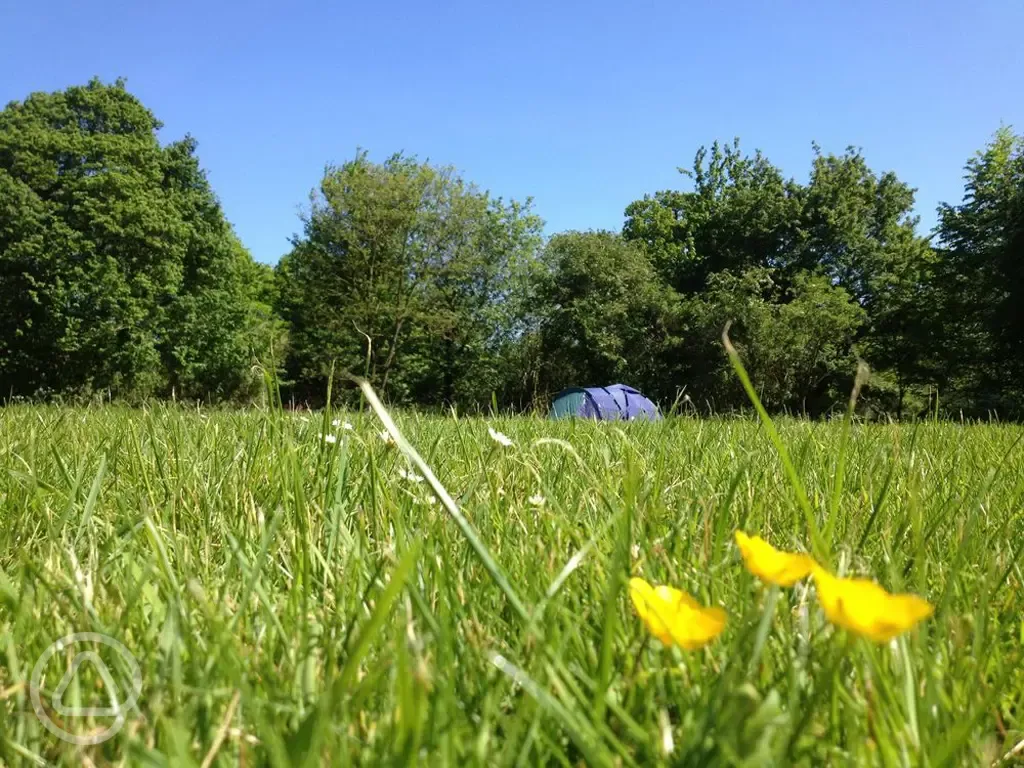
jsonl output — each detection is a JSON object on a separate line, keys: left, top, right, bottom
{"left": 933, "top": 127, "right": 1024, "bottom": 417}
{"left": 533, "top": 231, "right": 681, "bottom": 401}
{"left": 2, "top": 80, "right": 1022, "bottom": 418}
{"left": 0, "top": 79, "right": 269, "bottom": 401}
{"left": 277, "top": 151, "right": 543, "bottom": 406}
{"left": 621, "top": 139, "right": 939, "bottom": 416}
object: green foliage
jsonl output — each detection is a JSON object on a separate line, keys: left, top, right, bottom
{"left": 534, "top": 231, "right": 681, "bottom": 400}
{"left": 935, "top": 127, "right": 1024, "bottom": 417}
{"left": 277, "top": 151, "right": 543, "bottom": 407}
{"left": 680, "top": 268, "right": 866, "bottom": 413}
{"left": 800, "top": 148, "right": 938, "bottom": 415}
{"left": 1, "top": 76, "right": 1020, "bottom": 420}
{"left": 622, "top": 138, "right": 936, "bottom": 415}
{"left": 624, "top": 139, "right": 803, "bottom": 295}
{"left": 0, "top": 79, "right": 267, "bottom": 402}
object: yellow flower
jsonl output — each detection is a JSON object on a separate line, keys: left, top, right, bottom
{"left": 628, "top": 577, "right": 726, "bottom": 650}
{"left": 811, "top": 566, "right": 933, "bottom": 643}
{"left": 734, "top": 531, "right": 816, "bottom": 587}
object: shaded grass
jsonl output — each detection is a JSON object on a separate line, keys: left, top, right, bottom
{"left": 0, "top": 402, "right": 1022, "bottom": 765}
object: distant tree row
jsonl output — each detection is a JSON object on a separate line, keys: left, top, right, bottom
{"left": 2, "top": 80, "right": 1022, "bottom": 418}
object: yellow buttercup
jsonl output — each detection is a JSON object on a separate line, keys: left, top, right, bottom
{"left": 811, "top": 566, "right": 933, "bottom": 643}
{"left": 735, "top": 531, "right": 816, "bottom": 587}
{"left": 628, "top": 577, "right": 726, "bottom": 650}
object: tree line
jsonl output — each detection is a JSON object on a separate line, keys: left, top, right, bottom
{"left": 2, "top": 80, "right": 1022, "bottom": 418}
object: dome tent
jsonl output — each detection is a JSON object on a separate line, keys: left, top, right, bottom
{"left": 549, "top": 384, "right": 661, "bottom": 421}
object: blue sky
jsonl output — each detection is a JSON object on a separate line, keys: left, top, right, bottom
{"left": 3, "top": 0, "right": 1021, "bottom": 264}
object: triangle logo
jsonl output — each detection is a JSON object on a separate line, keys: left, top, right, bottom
{"left": 51, "top": 651, "right": 124, "bottom": 718}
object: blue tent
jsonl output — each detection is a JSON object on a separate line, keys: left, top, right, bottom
{"left": 549, "top": 384, "right": 661, "bottom": 421}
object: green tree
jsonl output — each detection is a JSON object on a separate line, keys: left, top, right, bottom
{"left": 623, "top": 139, "right": 935, "bottom": 415}
{"left": 934, "top": 127, "right": 1024, "bottom": 417}
{"left": 534, "top": 231, "right": 682, "bottom": 401}
{"left": 0, "top": 79, "right": 266, "bottom": 401}
{"left": 798, "top": 147, "right": 938, "bottom": 416}
{"left": 679, "top": 268, "right": 865, "bottom": 413}
{"left": 158, "top": 137, "right": 274, "bottom": 401}
{"left": 278, "top": 151, "right": 543, "bottom": 406}
{"left": 623, "top": 139, "right": 802, "bottom": 295}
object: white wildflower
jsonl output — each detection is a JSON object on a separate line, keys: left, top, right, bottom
{"left": 658, "top": 710, "right": 675, "bottom": 756}
{"left": 529, "top": 493, "right": 546, "bottom": 506}
{"left": 341, "top": 421, "right": 354, "bottom": 431}
{"left": 488, "top": 427, "right": 513, "bottom": 447}
{"left": 379, "top": 429, "right": 395, "bottom": 445}
{"left": 397, "top": 467, "right": 424, "bottom": 483}
{"left": 320, "top": 433, "right": 338, "bottom": 445}
{"left": 331, "top": 418, "right": 341, "bottom": 427}
{"left": 69, "top": 551, "right": 94, "bottom": 606}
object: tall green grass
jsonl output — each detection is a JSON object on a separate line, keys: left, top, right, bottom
{"left": 1, "top": 398, "right": 1022, "bottom": 765}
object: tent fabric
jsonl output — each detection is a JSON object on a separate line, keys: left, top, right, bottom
{"left": 550, "top": 390, "right": 587, "bottom": 419}
{"left": 549, "top": 384, "right": 661, "bottom": 421}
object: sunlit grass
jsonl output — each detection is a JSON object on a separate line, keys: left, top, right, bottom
{"left": 1, "top": 399, "right": 1022, "bottom": 765}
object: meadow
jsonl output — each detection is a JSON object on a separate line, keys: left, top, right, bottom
{"left": 1, "top": 388, "right": 1023, "bottom": 765}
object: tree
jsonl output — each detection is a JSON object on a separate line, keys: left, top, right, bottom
{"left": 623, "top": 139, "right": 802, "bottom": 295}
{"left": 533, "top": 231, "right": 682, "bottom": 401}
{"left": 277, "top": 151, "right": 543, "bottom": 407}
{"left": 0, "top": 79, "right": 266, "bottom": 401}
{"left": 623, "top": 139, "right": 935, "bottom": 415}
{"left": 679, "top": 268, "right": 865, "bottom": 413}
{"left": 158, "top": 137, "right": 274, "bottom": 401}
{"left": 934, "top": 127, "right": 1024, "bottom": 417}
{"left": 798, "top": 147, "right": 938, "bottom": 416}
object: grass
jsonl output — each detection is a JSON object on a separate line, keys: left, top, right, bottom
{"left": 1, "top": 392, "right": 1023, "bottom": 765}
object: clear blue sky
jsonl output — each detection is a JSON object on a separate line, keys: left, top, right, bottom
{"left": 3, "top": 0, "right": 1021, "bottom": 264}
